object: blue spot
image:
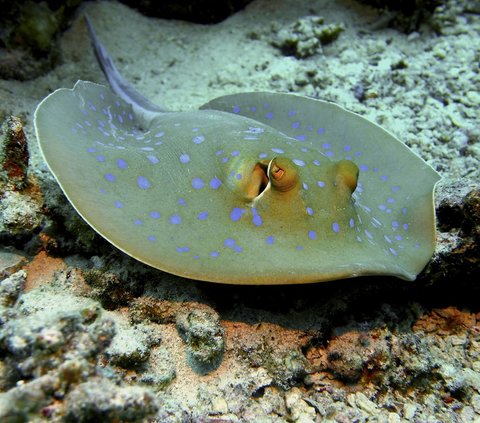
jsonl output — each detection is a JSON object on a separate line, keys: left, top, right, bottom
{"left": 381, "top": 175, "right": 389, "bottom": 181}
{"left": 317, "top": 181, "right": 325, "bottom": 188}
{"left": 176, "top": 247, "right": 190, "bottom": 253}
{"left": 395, "top": 235, "right": 403, "bottom": 241}
{"left": 292, "top": 122, "right": 300, "bottom": 129}
{"left": 154, "top": 131, "right": 165, "bottom": 138}
{"left": 192, "top": 135, "right": 205, "bottom": 144}
{"left": 230, "top": 207, "right": 245, "bottom": 222}
{"left": 87, "top": 147, "right": 96, "bottom": 153}
{"left": 252, "top": 208, "right": 263, "bottom": 226}
{"left": 306, "top": 207, "right": 314, "bottom": 216}
{"left": 117, "top": 159, "right": 128, "bottom": 169}
{"left": 259, "top": 153, "right": 268, "bottom": 159}
{"left": 192, "top": 178, "right": 205, "bottom": 190}
{"left": 360, "top": 164, "right": 369, "bottom": 172}
{"left": 137, "top": 176, "right": 151, "bottom": 190}
{"left": 322, "top": 143, "right": 331, "bottom": 149}
{"left": 265, "top": 112, "right": 273, "bottom": 119}
{"left": 222, "top": 157, "right": 229, "bottom": 163}
{"left": 235, "top": 173, "right": 242, "bottom": 180}
{"left": 392, "top": 221, "right": 399, "bottom": 228}
{"left": 210, "top": 177, "right": 222, "bottom": 189}
{"left": 313, "top": 159, "right": 321, "bottom": 166}
{"left": 178, "top": 198, "right": 186, "bottom": 206}
{"left": 325, "top": 151, "right": 334, "bottom": 157}
{"left": 293, "top": 159, "right": 306, "bottom": 167}
{"left": 402, "top": 208, "right": 407, "bottom": 215}
{"left": 117, "top": 114, "right": 123, "bottom": 123}
{"left": 210, "top": 251, "right": 219, "bottom": 258}
{"left": 332, "top": 222, "right": 340, "bottom": 233}
{"left": 303, "top": 182, "right": 309, "bottom": 190}
{"left": 114, "top": 200, "right": 124, "bottom": 209}
{"left": 250, "top": 106, "right": 257, "bottom": 112}
{"left": 216, "top": 150, "right": 223, "bottom": 156}
{"left": 194, "top": 255, "right": 200, "bottom": 260}
{"left": 147, "top": 155, "right": 160, "bottom": 164}
{"left": 403, "top": 223, "right": 409, "bottom": 231}
{"left": 263, "top": 103, "right": 270, "bottom": 109}
{"left": 96, "top": 155, "right": 105, "bottom": 162}
{"left": 134, "top": 219, "right": 143, "bottom": 225}
{"left": 148, "top": 235, "right": 156, "bottom": 242}
{"left": 105, "top": 173, "right": 116, "bottom": 182}
{"left": 392, "top": 185, "right": 401, "bottom": 192}
{"left": 344, "top": 145, "right": 352, "bottom": 151}
{"left": 308, "top": 230, "right": 317, "bottom": 240}
{"left": 288, "top": 110, "right": 296, "bottom": 116}
{"left": 180, "top": 154, "right": 190, "bottom": 164}
{"left": 170, "top": 214, "right": 182, "bottom": 225}
{"left": 266, "top": 235, "right": 275, "bottom": 245}
{"left": 295, "top": 135, "right": 307, "bottom": 141}
{"left": 355, "top": 151, "right": 362, "bottom": 157}
{"left": 389, "top": 247, "right": 398, "bottom": 256}
{"left": 224, "top": 238, "right": 236, "bottom": 248}
{"left": 349, "top": 218, "right": 355, "bottom": 228}
{"left": 198, "top": 211, "right": 209, "bottom": 220}
{"left": 150, "top": 211, "right": 160, "bottom": 219}
{"left": 387, "top": 197, "right": 395, "bottom": 204}
{"left": 234, "top": 246, "right": 243, "bottom": 253}
{"left": 233, "top": 105, "right": 240, "bottom": 113}
{"left": 272, "top": 148, "right": 284, "bottom": 154}
{"left": 297, "top": 245, "right": 303, "bottom": 251}
{"left": 317, "top": 127, "right": 325, "bottom": 134}
{"left": 231, "top": 150, "right": 240, "bottom": 156}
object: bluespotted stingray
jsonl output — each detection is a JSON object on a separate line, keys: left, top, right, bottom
{"left": 34, "top": 17, "right": 441, "bottom": 284}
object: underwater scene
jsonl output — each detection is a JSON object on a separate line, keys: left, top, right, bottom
{"left": 1, "top": 0, "right": 479, "bottom": 421}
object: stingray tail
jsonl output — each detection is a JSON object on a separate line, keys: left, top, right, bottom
{"left": 85, "top": 15, "right": 168, "bottom": 123}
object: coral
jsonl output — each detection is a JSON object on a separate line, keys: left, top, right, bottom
{"left": 104, "top": 316, "right": 160, "bottom": 367}
{"left": 0, "top": 190, "right": 43, "bottom": 240}
{"left": 0, "top": 0, "right": 83, "bottom": 80}
{"left": 82, "top": 269, "right": 134, "bottom": 310}
{"left": 0, "top": 282, "right": 159, "bottom": 422}
{"left": 176, "top": 306, "right": 224, "bottom": 372}
{"left": 64, "top": 378, "right": 158, "bottom": 423}
{"left": 0, "top": 270, "right": 25, "bottom": 325}
{"left": 0, "top": 116, "right": 29, "bottom": 190}
{"left": 272, "top": 16, "right": 344, "bottom": 59}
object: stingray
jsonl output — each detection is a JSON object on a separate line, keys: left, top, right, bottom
{"left": 33, "top": 17, "right": 441, "bottom": 284}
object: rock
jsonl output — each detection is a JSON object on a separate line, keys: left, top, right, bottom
{"left": 272, "top": 16, "right": 344, "bottom": 59}
{"left": 64, "top": 378, "right": 158, "bottom": 422}
{"left": 117, "top": 0, "right": 254, "bottom": 24}
{"left": 0, "top": 116, "right": 29, "bottom": 189}
{"left": 176, "top": 305, "right": 224, "bottom": 372}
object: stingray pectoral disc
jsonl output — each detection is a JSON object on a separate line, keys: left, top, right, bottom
{"left": 34, "top": 81, "right": 440, "bottom": 284}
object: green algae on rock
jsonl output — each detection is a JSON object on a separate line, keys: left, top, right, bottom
{"left": 33, "top": 18, "right": 440, "bottom": 285}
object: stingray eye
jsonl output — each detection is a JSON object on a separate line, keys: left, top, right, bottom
{"left": 243, "top": 162, "right": 269, "bottom": 198}
{"left": 268, "top": 157, "right": 299, "bottom": 193}
{"left": 334, "top": 159, "right": 359, "bottom": 193}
